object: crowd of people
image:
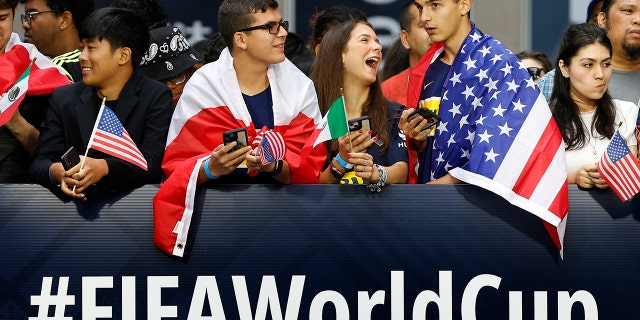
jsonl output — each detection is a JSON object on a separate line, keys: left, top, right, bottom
{"left": 0, "top": 0, "right": 637, "bottom": 208}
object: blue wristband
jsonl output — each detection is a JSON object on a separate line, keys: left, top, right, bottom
{"left": 335, "top": 154, "right": 354, "bottom": 169}
{"left": 203, "top": 158, "right": 217, "bottom": 180}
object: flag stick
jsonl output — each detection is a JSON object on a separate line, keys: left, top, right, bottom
{"left": 339, "top": 89, "right": 354, "bottom": 153}
{"left": 73, "top": 96, "right": 106, "bottom": 193}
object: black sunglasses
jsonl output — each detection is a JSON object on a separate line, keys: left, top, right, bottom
{"left": 527, "top": 67, "right": 544, "bottom": 80}
{"left": 237, "top": 21, "right": 289, "bottom": 35}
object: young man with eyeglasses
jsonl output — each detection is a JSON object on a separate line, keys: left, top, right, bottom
{"left": 154, "top": 0, "right": 325, "bottom": 256}
{"left": 21, "top": 0, "right": 95, "bottom": 83}
{"left": 29, "top": 8, "right": 172, "bottom": 201}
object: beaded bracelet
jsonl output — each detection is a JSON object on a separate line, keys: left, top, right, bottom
{"left": 367, "top": 164, "right": 387, "bottom": 192}
{"left": 329, "top": 162, "right": 345, "bottom": 180}
{"left": 203, "top": 158, "right": 217, "bottom": 180}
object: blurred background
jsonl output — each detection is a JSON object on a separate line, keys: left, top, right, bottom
{"left": 13, "top": 0, "right": 593, "bottom": 63}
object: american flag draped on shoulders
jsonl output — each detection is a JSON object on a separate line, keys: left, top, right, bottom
{"left": 408, "top": 23, "right": 569, "bottom": 254}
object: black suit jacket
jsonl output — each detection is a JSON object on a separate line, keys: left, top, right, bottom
{"left": 29, "top": 71, "right": 173, "bottom": 197}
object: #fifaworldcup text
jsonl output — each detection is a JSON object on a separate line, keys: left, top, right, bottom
{"left": 29, "top": 271, "right": 598, "bottom": 319}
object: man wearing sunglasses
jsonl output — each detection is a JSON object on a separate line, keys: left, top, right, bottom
{"left": 155, "top": 0, "right": 325, "bottom": 256}
{"left": 21, "top": 0, "right": 94, "bottom": 83}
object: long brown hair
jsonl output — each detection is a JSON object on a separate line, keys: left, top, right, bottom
{"left": 550, "top": 23, "right": 615, "bottom": 150}
{"left": 310, "top": 20, "right": 390, "bottom": 154}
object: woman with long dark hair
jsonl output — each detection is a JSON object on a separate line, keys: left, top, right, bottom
{"left": 550, "top": 23, "right": 638, "bottom": 189}
{"left": 310, "top": 20, "right": 408, "bottom": 189}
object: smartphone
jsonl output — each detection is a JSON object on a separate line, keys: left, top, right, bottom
{"left": 222, "top": 128, "right": 248, "bottom": 152}
{"left": 348, "top": 116, "right": 371, "bottom": 133}
{"left": 407, "top": 108, "right": 441, "bottom": 131}
{"left": 61, "top": 146, "right": 80, "bottom": 170}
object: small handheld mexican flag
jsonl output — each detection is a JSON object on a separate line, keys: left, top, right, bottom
{"left": 303, "top": 95, "right": 349, "bottom": 150}
{"left": 0, "top": 59, "right": 33, "bottom": 127}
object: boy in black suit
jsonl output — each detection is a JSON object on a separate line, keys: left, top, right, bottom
{"left": 30, "top": 8, "right": 172, "bottom": 201}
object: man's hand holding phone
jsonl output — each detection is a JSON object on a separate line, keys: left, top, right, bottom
{"left": 399, "top": 108, "right": 440, "bottom": 151}
{"left": 57, "top": 146, "right": 84, "bottom": 200}
{"left": 59, "top": 155, "right": 109, "bottom": 200}
{"left": 202, "top": 128, "right": 251, "bottom": 182}
{"left": 207, "top": 142, "right": 251, "bottom": 176}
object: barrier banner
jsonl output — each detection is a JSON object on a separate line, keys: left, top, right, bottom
{"left": 0, "top": 184, "right": 638, "bottom": 319}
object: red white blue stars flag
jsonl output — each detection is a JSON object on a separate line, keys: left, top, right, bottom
{"left": 259, "top": 130, "right": 286, "bottom": 165}
{"left": 87, "top": 105, "right": 148, "bottom": 170}
{"left": 412, "top": 24, "right": 569, "bottom": 253}
{"left": 597, "top": 131, "right": 640, "bottom": 201}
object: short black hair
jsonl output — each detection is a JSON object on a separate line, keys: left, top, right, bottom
{"left": 218, "top": 0, "right": 279, "bottom": 50}
{"left": 44, "top": 0, "right": 95, "bottom": 30}
{"left": 80, "top": 8, "right": 150, "bottom": 68}
{"left": 515, "top": 50, "right": 553, "bottom": 73}
{"left": 308, "top": 5, "right": 367, "bottom": 50}
{"left": 601, "top": 0, "right": 615, "bottom": 15}
{"left": 193, "top": 32, "right": 227, "bottom": 64}
{"left": 399, "top": 0, "right": 417, "bottom": 31}
{"left": 110, "top": 0, "right": 167, "bottom": 30}
{"left": 1, "top": 0, "right": 19, "bottom": 10}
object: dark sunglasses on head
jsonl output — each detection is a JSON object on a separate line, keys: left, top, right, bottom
{"left": 527, "top": 67, "right": 544, "bottom": 80}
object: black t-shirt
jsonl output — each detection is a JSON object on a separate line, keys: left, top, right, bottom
{"left": 416, "top": 58, "right": 450, "bottom": 183}
{"left": 0, "top": 94, "right": 50, "bottom": 182}
{"left": 326, "top": 101, "right": 409, "bottom": 184}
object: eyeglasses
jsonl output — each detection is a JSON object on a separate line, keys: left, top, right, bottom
{"left": 164, "top": 72, "right": 188, "bottom": 88}
{"left": 21, "top": 10, "right": 63, "bottom": 24}
{"left": 237, "top": 21, "right": 289, "bottom": 35}
{"left": 527, "top": 67, "right": 544, "bottom": 81}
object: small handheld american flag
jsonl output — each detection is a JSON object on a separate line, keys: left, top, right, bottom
{"left": 597, "top": 130, "right": 640, "bottom": 201}
{"left": 87, "top": 102, "right": 148, "bottom": 171}
{"left": 259, "top": 130, "right": 286, "bottom": 165}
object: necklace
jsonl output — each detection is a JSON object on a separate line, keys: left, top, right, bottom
{"left": 586, "top": 133, "right": 598, "bottom": 164}
{"left": 579, "top": 109, "right": 599, "bottom": 164}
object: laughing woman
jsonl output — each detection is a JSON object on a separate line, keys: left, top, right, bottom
{"left": 311, "top": 20, "right": 408, "bottom": 190}
{"left": 550, "top": 23, "right": 638, "bottom": 189}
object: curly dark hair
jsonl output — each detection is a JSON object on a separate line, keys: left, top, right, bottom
{"left": 110, "top": 0, "right": 167, "bottom": 30}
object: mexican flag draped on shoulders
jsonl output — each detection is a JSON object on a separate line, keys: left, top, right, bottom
{"left": 406, "top": 24, "right": 569, "bottom": 255}
{"left": 154, "top": 48, "right": 326, "bottom": 257}
{"left": 0, "top": 33, "right": 72, "bottom": 125}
